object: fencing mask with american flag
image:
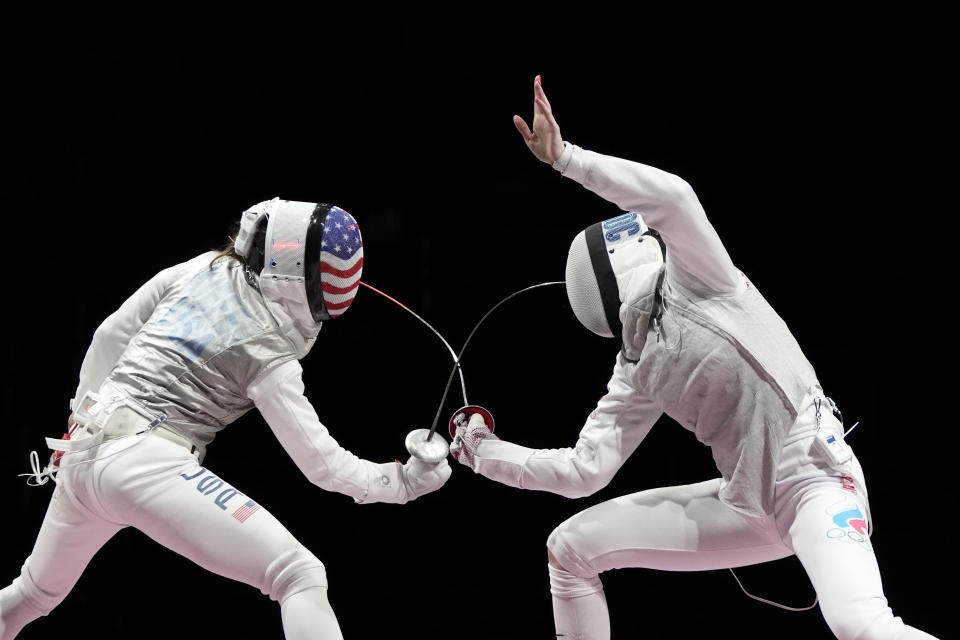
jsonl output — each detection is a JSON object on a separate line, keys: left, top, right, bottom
{"left": 236, "top": 198, "right": 364, "bottom": 332}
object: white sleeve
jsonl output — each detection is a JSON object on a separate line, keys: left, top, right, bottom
{"left": 71, "top": 252, "right": 214, "bottom": 411}
{"left": 471, "top": 356, "right": 662, "bottom": 498}
{"left": 553, "top": 143, "right": 744, "bottom": 295}
{"left": 247, "top": 359, "right": 407, "bottom": 504}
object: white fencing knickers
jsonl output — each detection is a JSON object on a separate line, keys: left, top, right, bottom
{"left": 546, "top": 409, "right": 938, "bottom": 639}
{"left": 0, "top": 428, "right": 343, "bottom": 640}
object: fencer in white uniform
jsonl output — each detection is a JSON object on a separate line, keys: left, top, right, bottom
{"left": 450, "top": 77, "right": 939, "bottom": 639}
{"left": 0, "top": 199, "right": 451, "bottom": 640}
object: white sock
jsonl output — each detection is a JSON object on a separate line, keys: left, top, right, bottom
{"left": 549, "top": 564, "right": 610, "bottom": 640}
{"left": 280, "top": 586, "right": 343, "bottom": 640}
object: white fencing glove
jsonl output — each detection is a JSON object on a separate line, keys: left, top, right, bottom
{"left": 401, "top": 456, "right": 452, "bottom": 501}
{"left": 450, "top": 412, "right": 498, "bottom": 471}
{"left": 359, "top": 457, "right": 451, "bottom": 504}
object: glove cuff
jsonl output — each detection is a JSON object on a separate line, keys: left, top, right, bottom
{"left": 355, "top": 461, "right": 407, "bottom": 505}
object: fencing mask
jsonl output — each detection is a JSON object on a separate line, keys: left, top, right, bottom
{"left": 235, "top": 198, "right": 364, "bottom": 336}
{"left": 565, "top": 211, "right": 663, "bottom": 339}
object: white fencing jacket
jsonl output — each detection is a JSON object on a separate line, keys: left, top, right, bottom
{"left": 472, "top": 144, "right": 822, "bottom": 517}
{"left": 72, "top": 252, "right": 407, "bottom": 503}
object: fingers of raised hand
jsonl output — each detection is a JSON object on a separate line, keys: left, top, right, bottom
{"left": 534, "top": 75, "right": 551, "bottom": 111}
{"left": 513, "top": 114, "right": 533, "bottom": 141}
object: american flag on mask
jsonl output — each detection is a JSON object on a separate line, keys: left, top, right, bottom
{"left": 232, "top": 499, "right": 261, "bottom": 523}
{"left": 320, "top": 206, "right": 364, "bottom": 318}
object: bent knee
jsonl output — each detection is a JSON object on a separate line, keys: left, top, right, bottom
{"left": 263, "top": 544, "right": 328, "bottom": 604}
{"left": 8, "top": 562, "right": 69, "bottom": 617}
{"left": 546, "top": 524, "right": 597, "bottom": 579}
{"left": 546, "top": 527, "right": 604, "bottom": 600}
{"left": 547, "top": 548, "right": 560, "bottom": 569}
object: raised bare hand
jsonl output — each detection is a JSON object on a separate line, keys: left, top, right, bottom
{"left": 513, "top": 75, "right": 564, "bottom": 164}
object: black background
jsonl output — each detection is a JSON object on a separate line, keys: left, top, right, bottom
{"left": 1, "top": 6, "right": 955, "bottom": 639}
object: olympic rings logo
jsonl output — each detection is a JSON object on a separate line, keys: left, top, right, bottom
{"left": 825, "top": 527, "right": 868, "bottom": 544}
{"left": 825, "top": 505, "right": 869, "bottom": 546}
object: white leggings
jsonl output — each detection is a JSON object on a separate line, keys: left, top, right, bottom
{"left": 0, "top": 433, "right": 343, "bottom": 640}
{"left": 546, "top": 427, "right": 938, "bottom": 640}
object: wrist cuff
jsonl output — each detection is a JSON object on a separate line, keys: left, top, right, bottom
{"left": 552, "top": 141, "right": 573, "bottom": 173}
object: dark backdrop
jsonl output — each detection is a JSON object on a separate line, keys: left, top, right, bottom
{"left": 1, "top": 7, "right": 955, "bottom": 639}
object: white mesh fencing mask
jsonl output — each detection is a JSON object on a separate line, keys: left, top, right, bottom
{"left": 565, "top": 212, "right": 663, "bottom": 338}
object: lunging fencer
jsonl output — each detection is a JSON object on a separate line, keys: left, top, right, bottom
{"left": 449, "top": 76, "right": 939, "bottom": 639}
{"left": 0, "top": 199, "right": 451, "bottom": 640}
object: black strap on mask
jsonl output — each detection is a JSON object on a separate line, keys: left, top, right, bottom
{"left": 305, "top": 203, "right": 334, "bottom": 322}
{"left": 585, "top": 221, "right": 623, "bottom": 340}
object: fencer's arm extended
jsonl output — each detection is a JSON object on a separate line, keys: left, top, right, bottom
{"left": 470, "top": 357, "right": 661, "bottom": 498}
{"left": 71, "top": 252, "right": 215, "bottom": 411}
{"left": 248, "top": 359, "right": 429, "bottom": 504}
{"left": 553, "top": 143, "right": 743, "bottom": 295}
